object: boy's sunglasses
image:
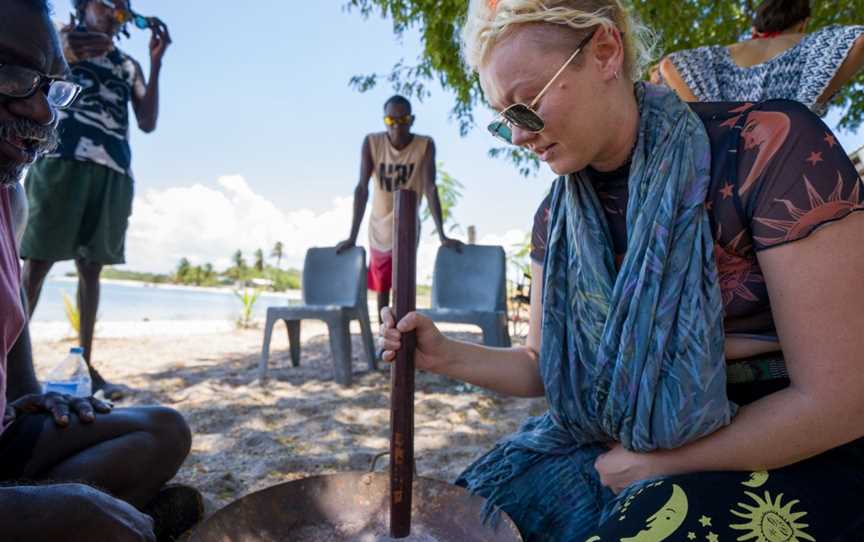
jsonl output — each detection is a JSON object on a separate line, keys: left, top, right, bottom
{"left": 384, "top": 115, "right": 413, "bottom": 126}
{"left": 487, "top": 29, "right": 596, "bottom": 144}
{"left": 0, "top": 64, "right": 83, "bottom": 109}
{"left": 99, "top": 0, "right": 153, "bottom": 29}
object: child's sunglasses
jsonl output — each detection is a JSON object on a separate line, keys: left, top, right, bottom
{"left": 487, "top": 29, "right": 596, "bottom": 144}
{"left": 384, "top": 115, "right": 413, "bottom": 126}
{"left": 99, "top": 0, "right": 153, "bottom": 29}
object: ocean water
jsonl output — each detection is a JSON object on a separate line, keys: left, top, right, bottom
{"left": 32, "top": 277, "right": 298, "bottom": 323}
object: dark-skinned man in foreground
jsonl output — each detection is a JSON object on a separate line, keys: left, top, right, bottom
{"left": 0, "top": 2, "right": 197, "bottom": 540}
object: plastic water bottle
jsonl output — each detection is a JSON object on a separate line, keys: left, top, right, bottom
{"left": 42, "top": 347, "right": 92, "bottom": 398}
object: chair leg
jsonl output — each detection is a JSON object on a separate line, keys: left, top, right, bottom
{"left": 285, "top": 320, "right": 301, "bottom": 367}
{"left": 260, "top": 310, "right": 278, "bottom": 381}
{"left": 357, "top": 307, "right": 378, "bottom": 370}
{"left": 480, "top": 315, "right": 511, "bottom": 347}
{"left": 326, "top": 314, "right": 353, "bottom": 387}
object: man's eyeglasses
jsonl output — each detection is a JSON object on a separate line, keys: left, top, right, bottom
{"left": 98, "top": 0, "right": 153, "bottom": 29}
{"left": 0, "top": 64, "right": 82, "bottom": 109}
{"left": 384, "top": 115, "right": 413, "bottom": 127}
{"left": 487, "top": 29, "right": 597, "bottom": 144}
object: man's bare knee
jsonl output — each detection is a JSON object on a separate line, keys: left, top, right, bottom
{"left": 143, "top": 407, "right": 192, "bottom": 466}
{"left": 75, "top": 259, "right": 103, "bottom": 282}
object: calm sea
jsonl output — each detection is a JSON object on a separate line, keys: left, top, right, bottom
{"left": 32, "top": 278, "right": 298, "bottom": 323}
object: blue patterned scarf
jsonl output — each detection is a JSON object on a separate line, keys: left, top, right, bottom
{"left": 457, "top": 84, "right": 737, "bottom": 540}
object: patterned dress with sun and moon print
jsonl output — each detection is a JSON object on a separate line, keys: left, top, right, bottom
{"left": 531, "top": 100, "right": 864, "bottom": 541}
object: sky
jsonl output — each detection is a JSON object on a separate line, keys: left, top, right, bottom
{"left": 48, "top": 0, "right": 864, "bottom": 281}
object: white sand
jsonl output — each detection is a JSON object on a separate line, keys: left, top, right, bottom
{"left": 31, "top": 322, "right": 547, "bottom": 512}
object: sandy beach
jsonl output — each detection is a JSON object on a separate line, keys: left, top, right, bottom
{"left": 31, "top": 321, "right": 547, "bottom": 513}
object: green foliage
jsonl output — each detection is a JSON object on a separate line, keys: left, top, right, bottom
{"left": 254, "top": 249, "right": 265, "bottom": 273}
{"left": 269, "top": 268, "right": 301, "bottom": 291}
{"left": 270, "top": 241, "right": 284, "bottom": 269}
{"left": 346, "top": 0, "right": 864, "bottom": 174}
{"left": 229, "top": 250, "right": 248, "bottom": 281}
{"left": 61, "top": 291, "right": 80, "bottom": 334}
{"left": 423, "top": 162, "right": 464, "bottom": 233}
{"left": 507, "top": 232, "right": 533, "bottom": 281}
{"left": 172, "top": 259, "right": 220, "bottom": 287}
{"left": 345, "top": 0, "right": 480, "bottom": 136}
{"left": 100, "top": 267, "right": 171, "bottom": 283}
{"left": 234, "top": 287, "right": 262, "bottom": 329}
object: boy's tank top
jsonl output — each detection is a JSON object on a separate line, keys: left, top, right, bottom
{"left": 367, "top": 132, "right": 430, "bottom": 251}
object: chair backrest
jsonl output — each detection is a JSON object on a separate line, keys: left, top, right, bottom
{"left": 302, "top": 246, "right": 367, "bottom": 307}
{"left": 431, "top": 245, "right": 507, "bottom": 312}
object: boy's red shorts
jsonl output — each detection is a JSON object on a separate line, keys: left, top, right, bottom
{"left": 367, "top": 247, "right": 392, "bottom": 293}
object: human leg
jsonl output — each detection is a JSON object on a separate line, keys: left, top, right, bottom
{"left": 13, "top": 406, "right": 191, "bottom": 508}
{"left": 73, "top": 166, "right": 134, "bottom": 397}
{"left": 21, "top": 258, "right": 53, "bottom": 314}
{"left": 20, "top": 158, "right": 95, "bottom": 313}
{"left": 74, "top": 257, "right": 103, "bottom": 378}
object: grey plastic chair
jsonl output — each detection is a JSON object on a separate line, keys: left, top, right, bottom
{"left": 259, "top": 246, "right": 377, "bottom": 386}
{"left": 418, "top": 245, "right": 511, "bottom": 347}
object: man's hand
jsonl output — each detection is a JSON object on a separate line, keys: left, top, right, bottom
{"left": 335, "top": 239, "right": 356, "bottom": 254}
{"left": 440, "top": 236, "right": 464, "bottom": 253}
{"left": 61, "top": 15, "right": 113, "bottom": 62}
{"left": 10, "top": 392, "right": 112, "bottom": 427}
{"left": 148, "top": 19, "right": 172, "bottom": 66}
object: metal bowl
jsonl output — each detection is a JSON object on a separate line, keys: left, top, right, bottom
{"left": 188, "top": 472, "right": 522, "bottom": 541}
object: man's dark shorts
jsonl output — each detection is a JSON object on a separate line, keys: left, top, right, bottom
{"left": 20, "top": 157, "right": 134, "bottom": 265}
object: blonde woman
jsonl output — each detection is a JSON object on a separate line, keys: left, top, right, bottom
{"left": 380, "top": 0, "right": 864, "bottom": 539}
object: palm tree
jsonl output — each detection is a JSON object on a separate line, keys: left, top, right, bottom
{"left": 270, "top": 241, "right": 284, "bottom": 269}
{"left": 175, "top": 258, "right": 191, "bottom": 284}
{"left": 203, "top": 263, "right": 214, "bottom": 283}
{"left": 232, "top": 250, "right": 247, "bottom": 281}
{"left": 254, "top": 248, "right": 265, "bottom": 273}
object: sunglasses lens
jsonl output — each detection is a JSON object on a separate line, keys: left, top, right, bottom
{"left": 384, "top": 115, "right": 411, "bottom": 126}
{"left": 47, "top": 81, "right": 82, "bottom": 109}
{"left": 487, "top": 120, "right": 512, "bottom": 144}
{"left": 134, "top": 15, "right": 150, "bottom": 29}
{"left": 503, "top": 104, "right": 545, "bottom": 132}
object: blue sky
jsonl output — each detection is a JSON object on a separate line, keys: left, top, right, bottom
{"left": 49, "top": 0, "right": 864, "bottom": 277}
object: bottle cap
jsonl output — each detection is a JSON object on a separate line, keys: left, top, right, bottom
{"left": 70, "top": 347, "right": 85, "bottom": 355}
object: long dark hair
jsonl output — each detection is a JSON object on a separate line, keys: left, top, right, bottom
{"left": 753, "top": 0, "right": 811, "bottom": 34}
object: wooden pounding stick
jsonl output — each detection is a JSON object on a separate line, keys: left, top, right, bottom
{"left": 390, "top": 189, "right": 417, "bottom": 538}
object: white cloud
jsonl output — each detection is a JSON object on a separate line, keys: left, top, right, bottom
{"left": 122, "top": 175, "right": 529, "bottom": 285}
{"left": 125, "top": 175, "right": 354, "bottom": 273}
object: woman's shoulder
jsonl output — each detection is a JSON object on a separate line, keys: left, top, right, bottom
{"left": 804, "top": 24, "right": 864, "bottom": 45}
{"left": 668, "top": 44, "right": 727, "bottom": 61}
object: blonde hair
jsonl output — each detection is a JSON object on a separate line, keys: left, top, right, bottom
{"left": 462, "top": 0, "right": 654, "bottom": 81}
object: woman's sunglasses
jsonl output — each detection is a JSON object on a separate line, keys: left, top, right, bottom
{"left": 487, "top": 29, "right": 596, "bottom": 144}
{"left": 0, "top": 64, "right": 83, "bottom": 109}
{"left": 384, "top": 115, "right": 413, "bottom": 126}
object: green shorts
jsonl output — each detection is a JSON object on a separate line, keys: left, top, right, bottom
{"left": 20, "top": 157, "right": 134, "bottom": 265}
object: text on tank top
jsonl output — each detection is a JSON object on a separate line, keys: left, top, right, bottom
{"left": 367, "top": 132, "right": 430, "bottom": 251}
